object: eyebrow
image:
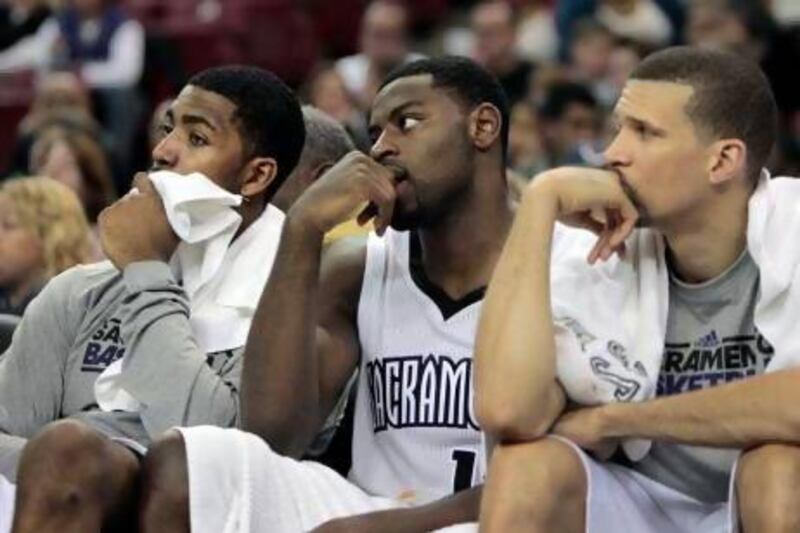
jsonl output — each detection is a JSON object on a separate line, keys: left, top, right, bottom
{"left": 369, "top": 100, "right": 425, "bottom": 128}
{"left": 181, "top": 113, "right": 219, "bottom": 131}
{"left": 613, "top": 112, "right": 666, "bottom": 136}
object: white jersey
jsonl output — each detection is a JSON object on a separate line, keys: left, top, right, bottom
{"left": 348, "top": 229, "right": 485, "bottom": 504}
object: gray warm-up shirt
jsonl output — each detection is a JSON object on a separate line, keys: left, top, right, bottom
{"left": 0, "top": 260, "right": 243, "bottom": 480}
{"left": 633, "top": 251, "right": 773, "bottom": 503}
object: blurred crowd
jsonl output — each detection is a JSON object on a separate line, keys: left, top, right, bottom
{"left": 1, "top": 0, "right": 799, "bottom": 314}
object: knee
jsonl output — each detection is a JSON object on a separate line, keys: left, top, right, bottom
{"left": 487, "top": 437, "right": 586, "bottom": 500}
{"left": 737, "top": 444, "right": 800, "bottom": 529}
{"left": 20, "top": 419, "right": 131, "bottom": 486}
{"left": 139, "top": 430, "right": 190, "bottom": 528}
{"left": 16, "top": 419, "right": 138, "bottom": 509}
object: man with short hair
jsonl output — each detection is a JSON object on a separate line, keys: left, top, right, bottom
{"left": 476, "top": 46, "right": 800, "bottom": 532}
{"left": 138, "top": 55, "right": 515, "bottom": 533}
{"left": 470, "top": 0, "right": 535, "bottom": 106}
{"left": 5, "top": 65, "right": 306, "bottom": 532}
{"left": 539, "top": 81, "right": 600, "bottom": 167}
{"left": 335, "top": 0, "right": 423, "bottom": 111}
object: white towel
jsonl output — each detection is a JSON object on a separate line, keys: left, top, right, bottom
{"left": 551, "top": 171, "right": 800, "bottom": 460}
{"left": 95, "top": 171, "right": 285, "bottom": 412}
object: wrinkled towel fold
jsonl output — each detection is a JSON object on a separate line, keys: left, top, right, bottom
{"left": 95, "top": 172, "right": 285, "bottom": 413}
{"left": 552, "top": 171, "right": 800, "bottom": 460}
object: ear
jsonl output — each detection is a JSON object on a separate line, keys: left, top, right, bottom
{"left": 310, "top": 161, "right": 334, "bottom": 182}
{"left": 469, "top": 103, "right": 502, "bottom": 151}
{"left": 239, "top": 156, "right": 278, "bottom": 199}
{"left": 707, "top": 139, "right": 747, "bottom": 186}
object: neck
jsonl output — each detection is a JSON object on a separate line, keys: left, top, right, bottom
{"left": 417, "top": 161, "right": 514, "bottom": 299}
{"left": 233, "top": 199, "right": 267, "bottom": 240}
{"left": 662, "top": 191, "right": 749, "bottom": 283}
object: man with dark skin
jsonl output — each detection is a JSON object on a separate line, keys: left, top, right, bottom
{"left": 138, "top": 56, "right": 514, "bottom": 533}
{"left": 6, "top": 65, "right": 305, "bottom": 532}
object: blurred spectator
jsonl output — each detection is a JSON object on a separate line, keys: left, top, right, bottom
{"left": 0, "top": 0, "right": 51, "bottom": 51}
{"left": 335, "top": 0, "right": 423, "bottom": 111}
{"left": 29, "top": 124, "right": 115, "bottom": 224}
{"left": 0, "top": 176, "right": 92, "bottom": 315}
{"left": 516, "top": 0, "right": 558, "bottom": 64}
{"left": 539, "top": 81, "right": 602, "bottom": 167}
{"left": 567, "top": 19, "right": 617, "bottom": 107}
{"left": 0, "top": 0, "right": 145, "bottom": 188}
{"left": 508, "top": 99, "right": 546, "bottom": 178}
{"left": 471, "top": 0, "right": 534, "bottom": 106}
{"left": 304, "top": 63, "right": 370, "bottom": 150}
{"left": 687, "top": 0, "right": 800, "bottom": 116}
{"left": 556, "top": 0, "right": 684, "bottom": 58}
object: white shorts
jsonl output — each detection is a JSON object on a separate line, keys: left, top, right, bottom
{"left": 177, "top": 426, "right": 477, "bottom": 533}
{"left": 0, "top": 474, "right": 15, "bottom": 533}
{"left": 552, "top": 437, "right": 738, "bottom": 533}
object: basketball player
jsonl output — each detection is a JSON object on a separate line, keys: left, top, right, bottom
{"left": 476, "top": 46, "right": 800, "bottom": 532}
{"left": 137, "top": 56, "right": 514, "bottom": 532}
{"left": 6, "top": 65, "right": 306, "bottom": 532}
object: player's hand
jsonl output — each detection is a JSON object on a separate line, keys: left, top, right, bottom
{"left": 526, "top": 167, "right": 639, "bottom": 264}
{"left": 551, "top": 405, "right": 618, "bottom": 460}
{"left": 98, "top": 173, "right": 179, "bottom": 270}
{"left": 288, "top": 151, "right": 399, "bottom": 236}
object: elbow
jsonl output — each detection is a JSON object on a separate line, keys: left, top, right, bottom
{"left": 476, "top": 385, "right": 564, "bottom": 443}
{"left": 476, "top": 398, "right": 553, "bottom": 443}
{"left": 241, "top": 409, "right": 314, "bottom": 458}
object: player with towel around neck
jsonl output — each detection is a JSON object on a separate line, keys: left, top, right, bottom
{"left": 135, "top": 56, "right": 515, "bottom": 533}
{"left": 4, "top": 65, "right": 305, "bottom": 533}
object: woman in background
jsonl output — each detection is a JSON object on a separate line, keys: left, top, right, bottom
{"left": 0, "top": 176, "right": 92, "bottom": 315}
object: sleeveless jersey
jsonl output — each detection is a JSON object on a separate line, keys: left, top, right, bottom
{"left": 348, "top": 229, "right": 485, "bottom": 504}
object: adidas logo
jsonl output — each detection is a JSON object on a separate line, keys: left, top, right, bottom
{"left": 695, "top": 330, "right": 720, "bottom": 348}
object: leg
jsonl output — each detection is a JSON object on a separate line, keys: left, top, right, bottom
{"left": 480, "top": 438, "right": 586, "bottom": 533}
{"left": 11, "top": 419, "right": 140, "bottom": 533}
{"left": 139, "top": 430, "right": 190, "bottom": 533}
{"left": 736, "top": 443, "right": 800, "bottom": 533}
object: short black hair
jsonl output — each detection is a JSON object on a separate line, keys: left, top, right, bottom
{"left": 188, "top": 65, "right": 305, "bottom": 193}
{"left": 379, "top": 56, "right": 511, "bottom": 159}
{"left": 540, "top": 81, "right": 597, "bottom": 120}
{"left": 299, "top": 106, "right": 355, "bottom": 169}
{"left": 631, "top": 46, "right": 777, "bottom": 182}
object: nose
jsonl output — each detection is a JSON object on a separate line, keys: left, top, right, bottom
{"left": 369, "top": 129, "right": 398, "bottom": 162}
{"left": 603, "top": 130, "right": 632, "bottom": 169}
{"left": 151, "top": 133, "right": 179, "bottom": 170}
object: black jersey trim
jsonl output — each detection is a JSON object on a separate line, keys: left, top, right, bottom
{"left": 408, "top": 231, "right": 485, "bottom": 320}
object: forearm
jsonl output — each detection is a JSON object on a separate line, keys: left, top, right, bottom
{"left": 117, "top": 262, "right": 238, "bottom": 435}
{"left": 241, "top": 214, "right": 325, "bottom": 454}
{"left": 476, "top": 185, "right": 563, "bottom": 441}
{"left": 320, "top": 487, "right": 482, "bottom": 533}
{"left": 602, "top": 368, "right": 800, "bottom": 447}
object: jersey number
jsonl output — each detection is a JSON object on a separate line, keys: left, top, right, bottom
{"left": 451, "top": 449, "right": 477, "bottom": 492}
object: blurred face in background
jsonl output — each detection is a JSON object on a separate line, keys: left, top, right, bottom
{"left": 549, "top": 102, "right": 598, "bottom": 156}
{"left": 308, "top": 68, "right": 357, "bottom": 123}
{"left": 688, "top": 1, "right": 749, "bottom": 51}
{"left": 71, "top": 0, "right": 105, "bottom": 17}
{"left": 570, "top": 28, "right": 614, "bottom": 79}
{"left": 508, "top": 101, "right": 544, "bottom": 170}
{"left": 471, "top": 0, "right": 517, "bottom": 71}
{"left": 31, "top": 138, "right": 86, "bottom": 205}
{"left": 0, "top": 194, "right": 43, "bottom": 291}
{"left": 361, "top": 1, "right": 410, "bottom": 71}
{"left": 32, "top": 73, "right": 91, "bottom": 117}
